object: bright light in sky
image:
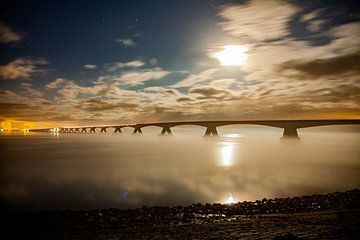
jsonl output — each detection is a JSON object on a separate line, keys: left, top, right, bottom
{"left": 214, "top": 45, "right": 247, "bottom": 66}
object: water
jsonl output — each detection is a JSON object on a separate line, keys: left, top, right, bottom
{"left": 0, "top": 126, "right": 359, "bottom": 212}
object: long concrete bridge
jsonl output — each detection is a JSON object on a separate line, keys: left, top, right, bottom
{"left": 48, "top": 119, "right": 360, "bottom": 139}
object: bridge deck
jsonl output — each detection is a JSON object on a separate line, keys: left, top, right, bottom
{"left": 34, "top": 119, "right": 360, "bottom": 139}
{"left": 128, "top": 119, "right": 360, "bottom": 128}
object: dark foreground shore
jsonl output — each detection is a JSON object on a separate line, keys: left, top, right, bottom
{"left": 2, "top": 189, "right": 360, "bottom": 239}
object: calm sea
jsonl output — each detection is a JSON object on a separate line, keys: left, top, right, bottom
{"left": 0, "top": 126, "right": 359, "bottom": 212}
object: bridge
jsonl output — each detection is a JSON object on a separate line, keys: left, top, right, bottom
{"left": 44, "top": 119, "right": 360, "bottom": 139}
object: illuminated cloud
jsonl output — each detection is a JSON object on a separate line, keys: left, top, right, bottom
{"left": 83, "top": 64, "right": 98, "bottom": 70}
{"left": 172, "top": 68, "right": 218, "bottom": 88}
{"left": 106, "top": 60, "right": 145, "bottom": 72}
{"left": 144, "top": 86, "right": 182, "bottom": 96}
{"left": 300, "top": 9, "right": 326, "bottom": 33}
{"left": 210, "top": 79, "right": 236, "bottom": 89}
{"left": 46, "top": 78, "right": 67, "bottom": 89}
{"left": 112, "top": 67, "right": 169, "bottom": 86}
{"left": 115, "top": 38, "right": 137, "bottom": 47}
{"left": 55, "top": 80, "right": 103, "bottom": 102}
{"left": 0, "top": 58, "right": 48, "bottom": 80}
{"left": 0, "top": 22, "right": 23, "bottom": 44}
{"left": 218, "top": 0, "right": 298, "bottom": 41}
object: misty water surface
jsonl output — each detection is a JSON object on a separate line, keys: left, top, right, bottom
{"left": 0, "top": 126, "right": 359, "bottom": 212}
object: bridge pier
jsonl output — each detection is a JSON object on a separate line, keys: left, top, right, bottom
{"left": 204, "top": 126, "right": 218, "bottom": 137}
{"left": 69, "top": 128, "right": 74, "bottom": 133}
{"left": 90, "top": 127, "right": 96, "bottom": 133}
{"left": 81, "top": 128, "right": 87, "bottom": 133}
{"left": 160, "top": 127, "right": 172, "bottom": 135}
{"left": 100, "top": 127, "right": 107, "bottom": 133}
{"left": 133, "top": 128, "right": 142, "bottom": 134}
{"left": 282, "top": 127, "right": 300, "bottom": 139}
{"left": 75, "top": 128, "right": 80, "bottom": 133}
{"left": 114, "top": 127, "right": 122, "bottom": 133}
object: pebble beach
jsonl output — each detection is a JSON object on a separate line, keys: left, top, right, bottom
{"left": 3, "top": 189, "right": 360, "bottom": 239}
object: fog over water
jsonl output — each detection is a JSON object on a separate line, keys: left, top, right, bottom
{"left": 0, "top": 126, "right": 359, "bottom": 212}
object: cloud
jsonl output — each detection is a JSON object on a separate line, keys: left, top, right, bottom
{"left": 80, "top": 98, "right": 138, "bottom": 112}
{"left": 210, "top": 78, "right": 236, "bottom": 89}
{"left": 149, "top": 58, "right": 158, "bottom": 66}
{"left": 46, "top": 78, "right": 66, "bottom": 89}
{"left": 112, "top": 67, "right": 169, "bottom": 86}
{"left": 300, "top": 9, "right": 326, "bottom": 33}
{"left": 0, "top": 22, "right": 23, "bottom": 44}
{"left": 0, "top": 88, "right": 67, "bottom": 123}
{"left": 276, "top": 52, "right": 360, "bottom": 78}
{"left": 0, "top": 89, "right": 29, "bottom": 104}
{"left": 0, "top": 58, "right": 48, "bottom": 80}
{"left": 328, "top": 22, "right": 360, "bottom": 55}
{"left": 217, "top": 0, "right": 298, "bottom": 41}
{"left": 21, "top": 83, "right": 43, "bottom": 98}
{"left": 176, "top": 97, "right": 194, "bottom": 103}
{"left": 144, "top": 86, "right": 181, "bottom": 96}
{"left": 115, "top": 38, "right": 137, "bottom": 47}
{"left": 172, "top": 68, "right": 218, "bottom": 88}
{"left": 189, "top": 86, "right": 235, "bottom": 100}
{"left": 46, "top": 78, "right": 100, "bottom": 103}
{"left": 106, "top": 60, "right": 145, "bottom": 72}
{"left": 55, "top": 80, "right": 103, "bottom": 102}
{"left": 83, "top": 64, "right": 97, "bottom": 70}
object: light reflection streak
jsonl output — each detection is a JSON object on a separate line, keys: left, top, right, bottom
{"left": 218, "top": 142, "right": 236, "bottom": 168}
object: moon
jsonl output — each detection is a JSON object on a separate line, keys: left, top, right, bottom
{"left": 214, "top": 45, "right": 247, "bottom": 66}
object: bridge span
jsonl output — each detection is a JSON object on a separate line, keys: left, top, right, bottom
{"left": 53, "top": 119, "right": 360, "bottom": 139}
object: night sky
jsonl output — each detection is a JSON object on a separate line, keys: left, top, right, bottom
{"left": 0, "top": 0, "right": 359, "bottom": 129}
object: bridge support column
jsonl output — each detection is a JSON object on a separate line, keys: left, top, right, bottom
{"left": 90, "top": 127, "right": 96, "bottom": 133}
{"left": 100, "top": 128, "right": 107, "bottom": 133}
{"left": 75, "top": 128, "right": 80, "bottom": 133}
{"left": 160, "top": 127, "right": 172, "bottom": 135}
{"left": 204, "top": 126, "right": 218, "bottom": 137}
{"left": 133, "top": 128, "right": 142, "bottom": 134}
{"left": 64, "top": 129, "right": 68, "bottom": 133}
{"left": 282, "top": 127, "right": 299, "bottom": 139}
{"left": 81, "top": 128, "right": 87, "bottom": 133}
{"left": 69, "top": 128, "right": 74, "bottom": 133}
{"left": 114, "top": 128, "right": 122, "bottom": 133}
